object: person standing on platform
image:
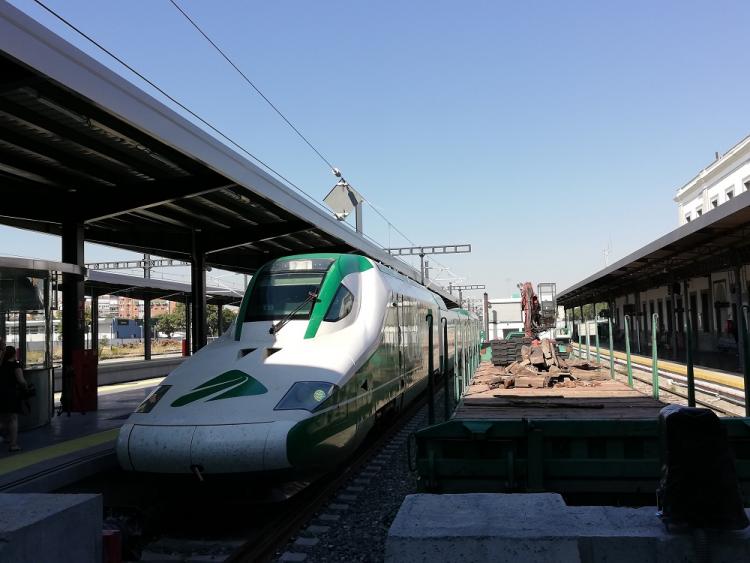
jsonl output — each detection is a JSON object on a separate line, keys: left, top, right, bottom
{"left": 0, "top": 346, "right": 27, "bottom": 452}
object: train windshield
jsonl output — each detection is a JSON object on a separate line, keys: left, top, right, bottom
{"left": 244, "top": 259, "right": 333, "bottom": 322}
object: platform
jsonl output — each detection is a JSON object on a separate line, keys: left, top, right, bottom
{"left": 0, "top": 378, "right": 159, "bottom": 492}
{"left": 386, "top": 493, "right": 750, "bottom": 563}
{"left": 572, "top": 343, "right": 745, "bottom": 391}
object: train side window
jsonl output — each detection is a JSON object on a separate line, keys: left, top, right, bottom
{"left": 324, "top": 285, "right": 354, "bottom": 322}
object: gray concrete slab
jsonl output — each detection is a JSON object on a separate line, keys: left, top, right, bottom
{"left": 386, "top": 493, "right": 750, "bottom": 563}
{"left": 0, "top": 493, "right": 101, "bottom": 562}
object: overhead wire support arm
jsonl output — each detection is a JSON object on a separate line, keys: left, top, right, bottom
{"left": 450, "top": 284, "right": 486, "bottom": 309}
{"left": 385, "top": 245, "right": 472, "bottom": 285}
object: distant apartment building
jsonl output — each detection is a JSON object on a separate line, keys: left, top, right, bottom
{"left": 117, "top": 297, "right": 143, "bottom": 320}
{"left": 675, "top": 134, "right": 750, "bottom": 225}
{"left": 92, "top": 296, "right": 175, "bottom": 320}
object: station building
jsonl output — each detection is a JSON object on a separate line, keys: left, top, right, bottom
{"left": 676, "top": 134, "right": 750, "bottom": 225}
{"left": 560, "top": 133, "right": 750, "bottom": 374}
{"left": 486, "top": 296, "right": 523, "bottom": 340}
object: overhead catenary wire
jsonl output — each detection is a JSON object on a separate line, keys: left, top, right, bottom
{"left": 30, "top": 0, "right": 321, "bottom": 207}
{"left": 29, "top": 1, "right": 468, "bottom": 289}
{"left": 167, "top": 0, "right": 336, "bottom": 172}
{"left": 165, "top": 1, "right": 441, "bottom": 261}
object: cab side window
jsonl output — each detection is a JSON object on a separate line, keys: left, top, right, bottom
{"left": 324, "top": 285, "right": 355, "bottom": 322}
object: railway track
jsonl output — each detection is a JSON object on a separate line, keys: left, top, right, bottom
{"left": 65, "top": 386, "right": 439, "bottom": 562}
{"left": 230, "top": 392, "right": 432, "bottom": 563}
{"left": 572, "top": 348, "right": 746, "bottom": 416}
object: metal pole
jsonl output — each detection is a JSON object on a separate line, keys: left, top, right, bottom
{"left": 651, "top": 313, "right": 659, "bottom": 400}
{"left": 585, "top": 317, "right": 591, "bottom": 361}
{"left": 420, "top": 253, "right": 425, "bottom": 285}
{"left": 355, "top": 201, "right": 363, "bottom": 234}
{"left": 608, "top": 317, "right": 615, "bottom": 379}
{"left": 91, "top": 290, "right": 98, "bottom": 358}
{"left": 683, "top": 280, "right": 695, "bottom": 407}
{"left": 595, "top": 316, "right": 601, "bottom": 364}
{"left": 742, "top": 305, "right": 750, "bottom": 417}
{"left": 427, "top": 313, "right": 435, "bottom": 425}
{"left": 143, "top": 297, "right": 151, "bottom": 361}
{"left": 624, "top": 315, "right": 633, "bottom": 387}
{"left": 577, "top": 320, "right": 582, "bottom": 359}
{"left": 483, "top": 292, "right": 489, "bottom": 342}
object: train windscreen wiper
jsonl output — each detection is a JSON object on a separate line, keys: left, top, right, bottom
{"left": 269, "top": 291, "right": 319, "bottom": 335}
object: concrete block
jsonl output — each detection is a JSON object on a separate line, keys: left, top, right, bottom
{"left": 0, "top": 493, "right": 102, "bottom": 563}
{"left": 386, "top": 493, "right": 750, "bottom": 563}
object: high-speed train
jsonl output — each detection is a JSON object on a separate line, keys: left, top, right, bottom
{"left": 116, "top": 253, "right": 481, "bottom": 478}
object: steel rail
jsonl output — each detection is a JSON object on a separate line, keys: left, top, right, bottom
{"left": 227, "top": 386, "right": 435, "bottom": 562}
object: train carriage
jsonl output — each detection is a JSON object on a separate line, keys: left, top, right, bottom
{"left": 116, "top": 253, "right": 480, "bottom": 478}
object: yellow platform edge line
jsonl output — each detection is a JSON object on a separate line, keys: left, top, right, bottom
{"left": 0, "top": 428, "right": 118, "bottom": 476}
{"left": 571, "top": 344, "right": 744, "bottom": 390}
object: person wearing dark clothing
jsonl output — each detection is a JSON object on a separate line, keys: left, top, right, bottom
{"left": 0, "top": 346, "right": 27, "bottom": 452}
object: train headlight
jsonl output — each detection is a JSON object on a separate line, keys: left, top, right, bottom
{"left": 274, "top": 382, "right": 338, "bottom": 412}
{"left": 135, "top": 385, "right": 171, "bottom": 413}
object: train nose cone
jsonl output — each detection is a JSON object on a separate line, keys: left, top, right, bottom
{"left": 117, "top": 421, "right": 297, "bottom": 473}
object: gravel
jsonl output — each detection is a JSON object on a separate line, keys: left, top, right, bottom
{"left": 274, "top": 396, "right": 450, "bottom": 563}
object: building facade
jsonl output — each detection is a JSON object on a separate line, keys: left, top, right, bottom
{"left": 675, "top": 135, "right": 750, "bottom": 225}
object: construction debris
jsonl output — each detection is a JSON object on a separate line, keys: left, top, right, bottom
{"left": 472, "top": 347, "right": 610, "bottom": 390}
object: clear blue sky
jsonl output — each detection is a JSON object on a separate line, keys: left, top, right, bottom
{"left": 4, "top": 0, "right": 750, "bottom": 299}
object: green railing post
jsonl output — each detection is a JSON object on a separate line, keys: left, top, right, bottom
{"left": 577, "top": 323, "right": 582, "bottom": 358}
{"left": 624, "top": 314, "right": 633, "bottom": 387}
{"left": 608, "top": 317, "right": 615, "bottom": 379}
{"left": 742, "top": 305, "right": 750, "bottom": 417}
{"left": 586, "top": 319, "right": 591, "bottom": 361}
{"left": 651, "top": 313, "right": 659, "bottom": 400}
{"left": 595, "top": 317, "right": 601, "bottom": 364}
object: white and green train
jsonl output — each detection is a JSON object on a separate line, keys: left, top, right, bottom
{"left": 116, "top": 253, "right": 481, "bottom": 478}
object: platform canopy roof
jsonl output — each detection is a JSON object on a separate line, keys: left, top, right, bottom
{"left": 558, "top": 190, "right": 750, "bottom": 307}
{"left": 0, "top": 3, "right": 458, "bottom": 307}
{"left": 86, "top": 271, "right": 240, "bottom": 306}
{"left": 0, "top": 256, "right": 238, "bottom": 305}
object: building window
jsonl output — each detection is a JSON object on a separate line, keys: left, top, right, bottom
{"left": 726, "top": 189, "right": 734, "bottom": 201}
{"left": 744, "top": 178, "right": 750, "bottom": 193}
{"left": 685, "top": 214, "right": 691, "bottom": 223}
{"left": 696, "top": 209, "right": 703, "bottom": 217}
{"left": 711, "top": 198, "right": 718, "bottom": 209}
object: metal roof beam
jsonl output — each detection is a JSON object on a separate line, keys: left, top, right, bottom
{"left": 0, "top": 96, "right": 170, "bottom": 178}
{"left": 83, "top": 180, "right": 234, "bottom": 223}
{"left": 29, "top": 82, "right": 201, "bottom": 175}
{"left": 204, "top": 220, "right": 311, "bottom": 254}
{"left": 0, "top": 128, "right": 127, "bottom": 184}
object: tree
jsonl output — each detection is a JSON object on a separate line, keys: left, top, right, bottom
{"left": 207, "top": 305, "right": 238, "bottom": 336}
{"left": 155, "top": 311, "right": 184, "bottom": 338}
